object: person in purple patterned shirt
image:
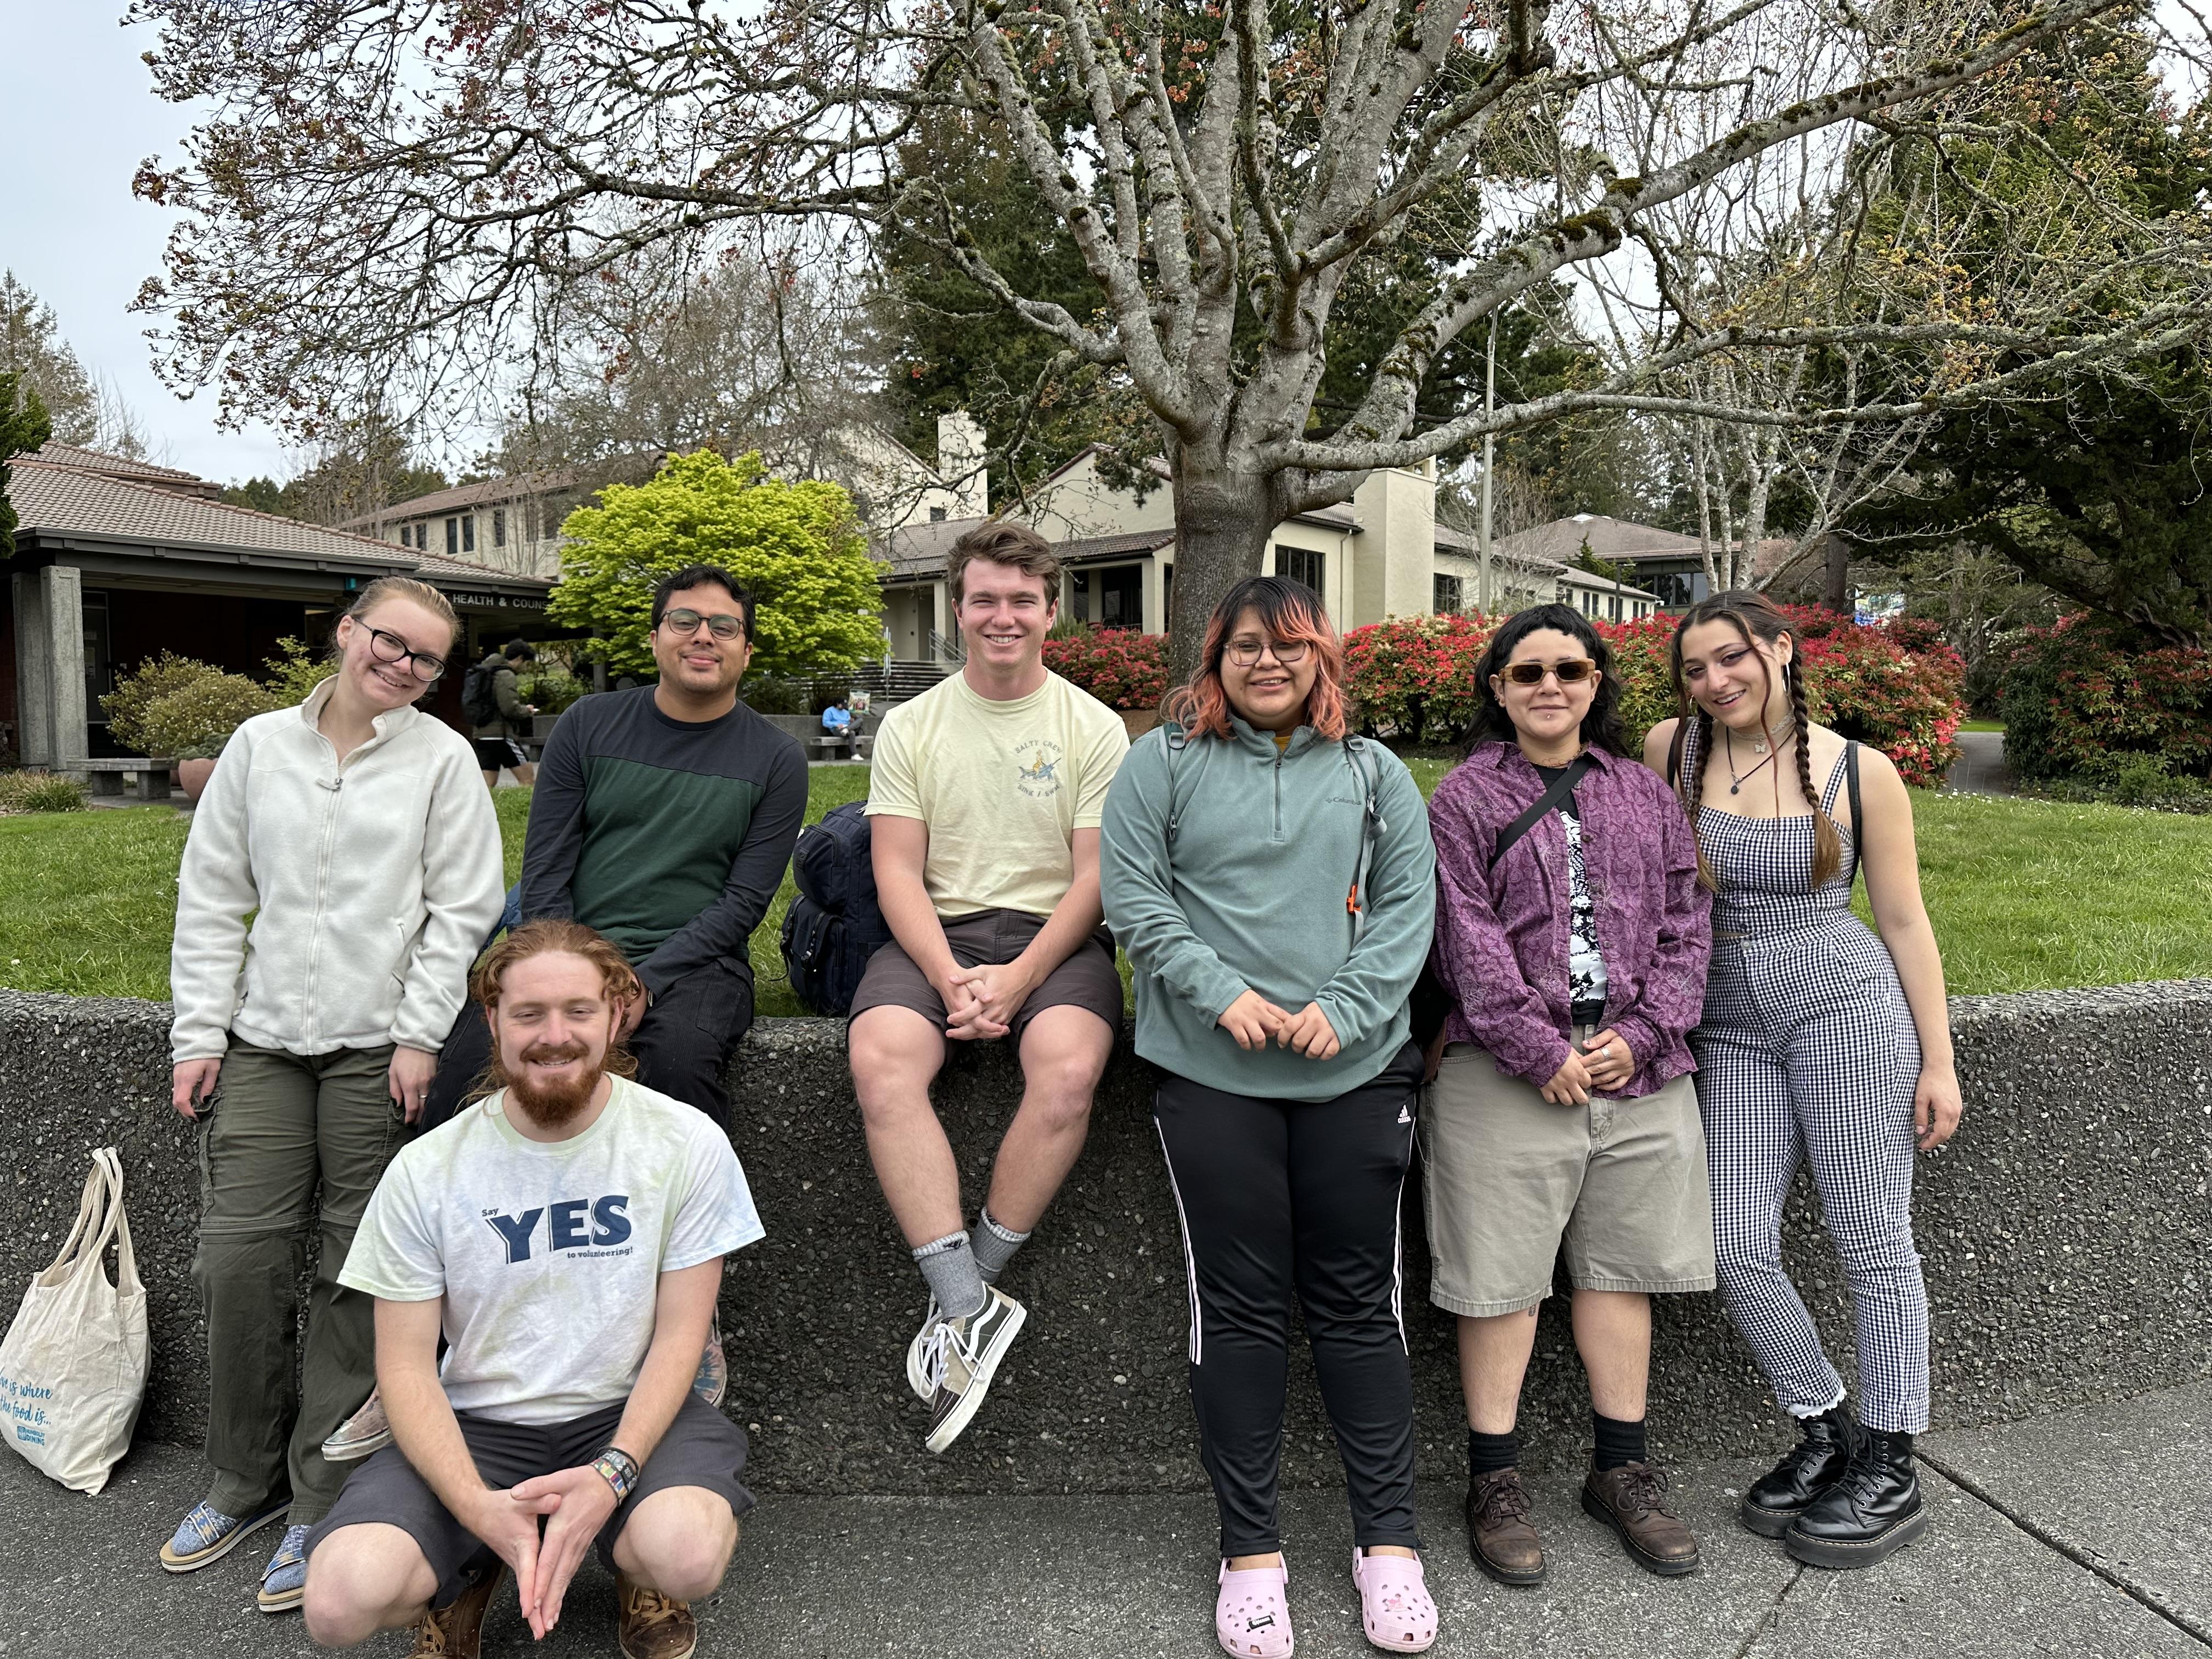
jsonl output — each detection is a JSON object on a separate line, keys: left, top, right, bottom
{"left": 1421, "top": 603, "right": 1714, "bottom": 1589}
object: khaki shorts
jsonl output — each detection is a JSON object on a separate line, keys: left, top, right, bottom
{"left": 849, "top": 908, "right": 1123, "bottom": 1039}
{"left": 1422, "top": 1035, "right": 1716, "bottom": 1317}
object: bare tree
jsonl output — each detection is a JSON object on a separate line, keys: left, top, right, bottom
{"left": 132, "top": 0, "right": 2211, "bottom": 670}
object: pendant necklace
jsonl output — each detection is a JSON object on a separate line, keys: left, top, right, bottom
{"left": 1724, "top": 726, "right": 1782, "bottom": 795}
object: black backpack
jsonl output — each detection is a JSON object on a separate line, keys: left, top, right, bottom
{"left": 460, "top": 658, "right": 503, "bottom": 727}
{"left": 778, "top": 800, "right": 892, "bottom": 1015}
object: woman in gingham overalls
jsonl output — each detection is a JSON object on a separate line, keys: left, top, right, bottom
{"left": 1645, "top": 591, "right": 1962, "bottom": 1571}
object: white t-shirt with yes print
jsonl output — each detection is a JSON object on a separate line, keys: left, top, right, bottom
{"left": 341, "top": 1075, "right": 764, "bottom": 1425}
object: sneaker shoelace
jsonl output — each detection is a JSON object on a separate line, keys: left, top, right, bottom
{"left": 918, "top": 1321, "right": 958, "bottom": 1393}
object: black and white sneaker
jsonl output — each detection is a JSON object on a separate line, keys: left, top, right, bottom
{"left": 905, "top": 1296, "right": 941, "bottom": 1401}
{"left": 919, "top": 1286, "right": 1026, "bottom": 1454}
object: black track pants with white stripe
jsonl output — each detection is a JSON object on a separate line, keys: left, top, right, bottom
{"left": 1153, "top": 1041, "right": 1424, "bottom": 1558}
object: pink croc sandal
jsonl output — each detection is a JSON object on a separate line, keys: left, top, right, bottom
{"left": 1351, "top": 1549, "right": 1437, "bottom": 1653}
{"left": 1216, "top": 1556, "right": 1294, "bottom": 1658}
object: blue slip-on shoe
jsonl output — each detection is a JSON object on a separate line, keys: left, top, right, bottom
{"left": 158, "top": 1498, "right": 290, "bottom": 1573}
{"left": 257, "top": 1524, "right": 313, "bottom": 1614}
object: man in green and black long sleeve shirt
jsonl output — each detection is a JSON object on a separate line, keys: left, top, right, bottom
{"left": 425, "top": 565, "right": 807, "bottom": 1130}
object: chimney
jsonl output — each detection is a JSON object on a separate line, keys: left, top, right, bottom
{"left": 936, "top": 411, "right": 989, "bottom": 518}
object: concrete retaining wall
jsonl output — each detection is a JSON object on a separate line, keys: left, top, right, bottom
{"left": 1, "top": 984, "right": 2205, "bottom": 1496}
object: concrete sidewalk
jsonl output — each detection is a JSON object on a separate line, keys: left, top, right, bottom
{"left": 2, "top": 1384, "right": 2203, "bottom": 1658}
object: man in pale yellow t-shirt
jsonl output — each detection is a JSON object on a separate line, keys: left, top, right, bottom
{"left": 848, "top": 521, "right": 1129, "bottom": 1455}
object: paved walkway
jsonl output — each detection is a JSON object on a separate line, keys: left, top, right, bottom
{"left": 3, "top": 1383, "right": 2203, "bottom": 1657}
{"left": 1946, "top": 729, "right": 2018, "bottom": 795}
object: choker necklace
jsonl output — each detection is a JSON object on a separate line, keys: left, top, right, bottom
{"left": 1724, "top": 725, "right": 1785, "bottom": 795}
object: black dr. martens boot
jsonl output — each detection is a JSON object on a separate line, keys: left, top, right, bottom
{"left": 1740, "top": 1401, "right": 1858, "bottom": 1538}
{"left": 1784, "top": 1427, "right": 1927, "bottom": 1568}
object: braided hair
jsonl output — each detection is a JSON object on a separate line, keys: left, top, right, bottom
{"left": 1667, "top": 590, "right": 1841, "bottom": 893}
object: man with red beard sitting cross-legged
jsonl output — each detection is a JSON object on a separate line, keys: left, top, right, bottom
{"left": 300, "top": 920, "right": 765, "bottom": 1659}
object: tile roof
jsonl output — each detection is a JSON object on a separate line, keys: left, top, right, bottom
{"left": 335, "top": 468, "right": 580, "bottom": 529}
{"left": 10, "top": 445, "right": 551, "bottom": 594}
{"left": 27, "top": 443, "right": 219, "bottom": 496}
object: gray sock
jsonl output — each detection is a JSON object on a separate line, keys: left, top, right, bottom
{"left": 912, "top": 1231, "right": 988, "bottom": 1319}
{"left": 971, "top": 1206, "right": 1031, "bottom": 1286}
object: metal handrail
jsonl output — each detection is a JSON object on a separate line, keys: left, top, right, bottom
{"left": 927, "top": 628, "right": 968, "bottom": 664}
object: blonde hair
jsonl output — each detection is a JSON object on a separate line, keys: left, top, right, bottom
{"left": 346, "top": 575, "right": 461, "bottom": 647}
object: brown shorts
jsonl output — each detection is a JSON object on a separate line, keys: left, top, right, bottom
{"left": 849, "top": 908, "right": 1123, "bottom": 1040}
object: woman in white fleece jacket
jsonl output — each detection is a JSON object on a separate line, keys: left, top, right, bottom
{"left": 159, "top": 576, "right": 504, "bottom": 1614}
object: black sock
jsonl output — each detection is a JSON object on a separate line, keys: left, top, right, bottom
{"left": 1468, "top": 1427, "right": 1519, "bottom": 1480}
{"left": 1593, "top": 1412, "right": 1647, "bottom": 1471}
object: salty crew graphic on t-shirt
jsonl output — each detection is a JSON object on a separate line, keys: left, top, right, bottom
{"left": 482, "top": 1195, "right": 633, "bottom": 1263}
{"left": 1014, "top": 741, "right": 1065, "bottom": 798}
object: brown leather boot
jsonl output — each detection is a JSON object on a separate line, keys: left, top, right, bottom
{"left": 617, "top": 1571, "right": 699, "bottom": 1659}
{"left": 1465, "top": 1466, "right": 1547, "bottom": 1586}
{"left": 1582, "top": 1463, "right": 1701, "bottom": 1577}
{"left": 405, "top": 1563, "right": 505, "bottom": 1659}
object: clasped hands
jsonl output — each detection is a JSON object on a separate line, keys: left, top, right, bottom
{"left": 462, "top": 1463, "right": 620, "bottom": 1640}
{"left": 938, "top": 961, "right": 1038, "bottom": 1041}
{"left": 1541, "top": 1028, "right": 1634, "bottom": 1104}
{"left": 1217, "top": 989, "right": 1341, "bottom": 1060}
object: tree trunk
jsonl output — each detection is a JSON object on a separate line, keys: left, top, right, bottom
{"left": 1821, "top": 533, "right": 1852, "bottom": 613}
{"left": 1164, "top": 459, "right": 1277, "bottom": 687}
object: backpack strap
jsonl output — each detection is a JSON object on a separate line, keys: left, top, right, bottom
{"left": 1488, "top": 753, "right": 1596, "bottom": 874}
{"left": 1342, "top": 736, "right": 1387, "bottom": 942}
{"left": 1161, "top": 721, "right": 1209, "bottom": 848}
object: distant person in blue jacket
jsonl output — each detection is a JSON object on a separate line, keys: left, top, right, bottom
{"left": 821, "top": 696, "right": 854, "bottom": 736}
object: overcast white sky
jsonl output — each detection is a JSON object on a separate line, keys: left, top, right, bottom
{"left": 1, "top": 3, "right": 290, "bottom": 484}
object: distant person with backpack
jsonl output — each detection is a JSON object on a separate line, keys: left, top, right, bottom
{"left": 1424, "top": 604, "right": 1713, "bottom": 1592}
{"left": 847, "top": 521, "right": 1129, "bottom": 1455}
{"left": 464, "top": 639, "right": 539, "bottom": 788}
{"left": 1100, "top": 575, "right": 1441, "bottom": 1657}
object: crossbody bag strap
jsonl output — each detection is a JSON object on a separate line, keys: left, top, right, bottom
{"left": 1488, "top": 753, "right": 1596, "bottom": 874}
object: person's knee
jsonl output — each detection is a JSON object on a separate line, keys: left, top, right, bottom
{"left": 1019, "top": 1038, "right": 1108, "bottom": 1126}
{"left": 621, "top": 1494, "right": 739, "bottom": 1601}
{"left": 303, "top": 1533, "right": 420, "bottom": 1649}
{"left": 849, "top": 1012, "right": 941, "bottom": 1114}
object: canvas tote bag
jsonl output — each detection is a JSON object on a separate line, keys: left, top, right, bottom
{"left": 0, "top": 1147, "right": 150, "bottom": 1493}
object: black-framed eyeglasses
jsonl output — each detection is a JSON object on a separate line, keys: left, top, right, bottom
{"left": 363, "top": 624, "right": 447, "bottom": 682}
{"left": 659, "top": 607, "right": 747, "bottom": 641}
{"left": 1498, "top": 658, "right": 1598, "bottom": 686}
{"left": 1224, "top": 637, "right": 1310, "bottom": 667}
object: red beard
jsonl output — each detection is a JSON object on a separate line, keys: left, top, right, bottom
{"left": 501, "top": 1041, "right": 603, "bottom": 1131}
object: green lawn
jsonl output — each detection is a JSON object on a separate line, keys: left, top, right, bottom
{"left": 3, "top": 767, "right": 2209, "bottom": 1009}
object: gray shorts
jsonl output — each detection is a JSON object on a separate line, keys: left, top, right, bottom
{"left": 849, "top": 908, "right": 1123, "bottom": 1040}
{"left": 1423, "top": 1036, "right": 1716, "bottom": 1317}
{"left": 302, "top": 1394, "right": 752, "bottom": 1608}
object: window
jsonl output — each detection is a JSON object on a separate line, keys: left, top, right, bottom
{"left": 462, "top": 515, "right": 476, "bottom": 554}
{"left": 1163, "top": 561, "right": 1174, "bottom": 622}
{"left": 1644, "top": 564, "right": 1711, "bottom": 609}
{"left": 1274, "top": 543, "right": 1324, "bottom": 594}
{"left": 1609, "top": 593, "right": 1622, "bottom": 621}
{"left": 493, "top": 508, "right": 506, "bottom": 548}
{"left": 1099, "top": 564, "right": 1143, "bottom": 627}
{"left": 929, "top": 505, "right": 948, "bottom": 523}
{"left": 445, "top": 518, "right": 459, "bottom": 556}
{"left": 1070, "top": 569, "right": 1090, "bottom": 622}
{"left": 1433, "top": 573, "right": 1463, "bottom": 614}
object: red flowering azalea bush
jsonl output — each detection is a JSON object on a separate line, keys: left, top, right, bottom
{"left": 1996, "top": 617, "right": 2212, "bottom": 786}
{"left": 1341, "top": 612, "right": 1497, "bottom": 741}
{"left": 1043, "top": 628, "right": 1171, "bottom": 712}
{"left": 1342, "top": 603, "right": 1965, "bottom": 786}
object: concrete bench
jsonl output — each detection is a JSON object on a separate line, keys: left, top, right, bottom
{"left": 808, "top": 733, "right": 871, "bottom": 760}
{"left": 1, "top": 981, "right": 2205, "bottom": 1496}
{"left": 81, "top": 758, "right": 175, "bottom": 800}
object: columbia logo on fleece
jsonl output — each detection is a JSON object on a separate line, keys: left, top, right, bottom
{"left": 482, "top": 1197, "right": 633, "bottom": 1263}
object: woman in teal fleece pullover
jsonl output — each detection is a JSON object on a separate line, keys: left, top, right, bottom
{"left": 1101, "top": 575, "right": 1439, "bottom": 1658}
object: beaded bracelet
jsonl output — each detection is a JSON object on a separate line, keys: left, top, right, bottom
{"left": 591, "top": 1446, "right": 641, "bottom": 1504}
